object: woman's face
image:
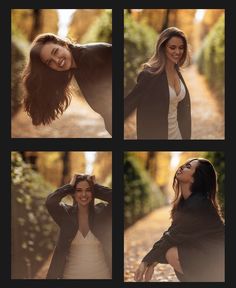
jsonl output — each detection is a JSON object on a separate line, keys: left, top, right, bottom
{"left": 39, "top": 42, "right": 73, "bottom": 71}
{"left": 165, "top": 36, "right": 185, "bottom": 65}
{"left": 74, "top": 180, "right": 93, "bottom": 207}
{"left": 175, "top": 160, "right": 199, "bottom": 184}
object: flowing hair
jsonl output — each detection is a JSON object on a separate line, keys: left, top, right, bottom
{"left": 171, "top": 158, "right": 223, "bottom": 220}
{"left": 22, "top": 33, "right": 75, "bottom": 125}
{"left": 72, "top": 174, "right": 95, "bottom": 228}
{"left": 143, "top": 27, "right": 190, "bottom": 75}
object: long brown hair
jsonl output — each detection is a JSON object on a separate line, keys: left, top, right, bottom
{"left": 22, "top": 33, "right": 75, "bottom": 125}
{"left": 143, "top": 27, "right": 190, "bottom": 75}
{"left": 171, "top": 158, "right": 223, "bottom": 220}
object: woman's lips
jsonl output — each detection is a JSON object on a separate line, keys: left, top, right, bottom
{"left": 58, "top": 58, "right": 65, "bottom": 67}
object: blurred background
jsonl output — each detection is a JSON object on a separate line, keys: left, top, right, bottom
{"left": 11, "top": 151, "right": 112, "bottom": 279}
{"left": 11, "top": 9, "right": 112, "bottom": 138}
{"left": 124, "top": 151, "right": 225, "bottom": 281}
{"left": 124, "top": 9, "right": 225, "bottom": 139}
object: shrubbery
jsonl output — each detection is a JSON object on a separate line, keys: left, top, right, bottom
{"left": 196, "top": 14, "right": 225, "bottom": 100}
{"left": 203, "top": 151, "right": 225, "bottom": 218}
{"left": 11, "top": 38, "right": 26, "bottom": 116}
{"left": 11, "top": 152, "right": 57, "bottom": 278}
{"left": 124, "top": 153, "right": 166, "bottom": 228}
{"left": 80, "top": 9, "right": 112, "bottom": 44}
{"left": 124, "top": 11, "right": 157, "bottom": 96}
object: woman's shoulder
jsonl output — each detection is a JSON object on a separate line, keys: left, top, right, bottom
{"left": 80, "top": 42, "right": 111, "bottom": 53}
{"left": 137, "top": 68, "right": 165, "bottom": 83}
{"left": 94, "top": 202, "right": 110, "bottom": 214}
{"left": 184, "top": 193, "right": 213, "bottom": 213}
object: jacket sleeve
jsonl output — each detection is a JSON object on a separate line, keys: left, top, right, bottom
{"left": 142, "top": 198, "right": 224, "bottom": 265}
{"left": 45, "top": 184, "right": 74, "bottom": 227}
{"left": 94, "top": 183, "right": 112, "bottom": 205}
{"left": 142, "top": 225, "right": 174, "bottom": 264}
{"left": 124, "top": 70, "right": 150, "bottom": 120}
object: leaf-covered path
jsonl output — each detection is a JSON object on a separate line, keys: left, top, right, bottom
{"left": 12, "top": 95, "right": 111, "bottom": 138}
{"left": 124, "top": 205, "right": 179, "bottom": 282}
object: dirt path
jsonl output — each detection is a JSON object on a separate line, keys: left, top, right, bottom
{"left": 124, "top": 64, "right": 224, "bottom": 139}
{"left": 124, "top": 205, "right": 179, "bottom": 282}
{"left": 182, "top": 64, "right": 224, "bottom": 139}
{"left": 11, "top": 95, "right": 111, "bottom": 138}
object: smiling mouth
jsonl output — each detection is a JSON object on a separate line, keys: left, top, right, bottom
{"left": 80, "top": 198, "right": 89, "bottom": 201}
{"left": 58, "top": 58, "right": 65, "bottom": 67}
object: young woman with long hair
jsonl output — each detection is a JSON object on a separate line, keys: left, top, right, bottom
{"left": 22, "top": 33, "right": 112, "bottom": 135}
{"left": 45, "top": 174, "right": 112, "bottom": 279}
{"left": 124, "top": 27, "right": 191, "bottom": 139}
{"left": 134, "top": 158, "right": 225, "bottom": 282}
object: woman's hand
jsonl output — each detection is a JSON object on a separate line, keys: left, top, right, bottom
{"left": 134, "top": 261, "right": 158, "bottom": 282}
{"left": 69, "top": 174, "right": 96, "bottom": 187}
{"left": 69, "top": 173, "right": 82, "bottom": 187}
{"left": 87, "top": 175, "right": 96, "bottom": 184}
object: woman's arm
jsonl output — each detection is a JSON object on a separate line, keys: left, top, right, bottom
{"left": 94, "top": 183, "right": 112, "bottom": 204}
{"left": 124, "top": 70, "right": 150, "bottom": 120}
{"left": 45, "top": 184, "right": 74, "bottom": 226}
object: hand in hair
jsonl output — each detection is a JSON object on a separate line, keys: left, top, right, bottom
{"left": 69, "top": 173, "right": 82, "bottom": 187}
{"left": 69, "top": 173, "right": 96, "bottom": 187}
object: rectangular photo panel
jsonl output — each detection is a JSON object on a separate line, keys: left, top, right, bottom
{"left": 11, "top": 151, "right": 112, "bottom": 279}
{"left": 124, "top": 151, "right": 225, "bottom": 282}
{"left": 11, "top": 9, "right": 112, "bottom": 138}
{"left": 124, "top": 9, "right": 225, "bottom": 140}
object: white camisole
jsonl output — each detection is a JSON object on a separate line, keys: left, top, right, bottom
{"left": 63, "top": 230, "right": 111, "bottom": 279}
{"left": 168, "top": 79, "right": 186, "bottom": 139}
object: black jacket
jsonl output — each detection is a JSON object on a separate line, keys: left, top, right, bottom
{"left": 45, "top": 183, "right": 112, "bottom": 279}
{"left": 124, "top": 68, "right": 191, "bottom": 139}
{"left": 70, "top": 43, "right": 112, "bottom": 135}
{"left": 142, "top": 193, "right": 225, "bottom": 282}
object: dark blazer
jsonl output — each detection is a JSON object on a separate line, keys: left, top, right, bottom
{"left": 45, "top": 183, "right": 112, "bottom": 279}
{"left": 124, "top": 68, "right": 191, "bottom": 139}
{"left": 142, "top": 193, "right": 225, "bottom": 282}
{"left": 70, "top": 43, "right": 112, "bottom": 135}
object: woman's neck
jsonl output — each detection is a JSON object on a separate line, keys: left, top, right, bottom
{"left": 78, "top": 204, "right": 89, "bottom": 215}
{"left": 179, "top": 183, "right": 192, "bottom": 200}
{"left": 165, "top": 61, "right": 176, "bottom": 74}
{"left": 71, "top": 56, "right": 77, "bottom": 68}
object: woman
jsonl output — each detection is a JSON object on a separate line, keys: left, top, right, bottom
{"left": 22, "top": 33, "right": 112, "bottom": 135}
{"left": 124, "top": 27, "right": 191, "bottom": 139}
{"left": 45, "top": 174, "right": 112, "bottom": 279}
{"left": 134, "top": 158, "right": 225, "bottom": 282}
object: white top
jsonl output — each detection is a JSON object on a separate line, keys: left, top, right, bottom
{"left": 63, "top": 230, "right": 111, "bottom": 279}
{"left": 168, "top": 79, "right": 186, "bottom": 139}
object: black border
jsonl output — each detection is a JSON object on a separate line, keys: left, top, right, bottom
{"left": 1, "top": 0, "right": 235, "bottom": 288}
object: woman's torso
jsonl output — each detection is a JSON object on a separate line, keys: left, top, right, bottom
{"left": 134, "top": 69, "right": 191, "bottom": 139}
{"left": 168, "top": 78, "right": 186, "bottom": 139}
{"left": 63, "top": 230, "right": 110, "bottom": 279}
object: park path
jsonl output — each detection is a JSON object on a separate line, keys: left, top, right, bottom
{"left": 124, "top": 205, "right": 179, "bottom": 282}
{"left": 124, "top": 64, "right": 224, "bottom": 139}
{"left": 182, "top": 64, "right": 224, "bottom": 139}
{"left": 11, "top": 94, "right": 111, "bottom": 138}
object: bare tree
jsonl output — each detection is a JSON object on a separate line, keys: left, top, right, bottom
{"left": 61, "top": 152, "right": 70, "bottom": 186}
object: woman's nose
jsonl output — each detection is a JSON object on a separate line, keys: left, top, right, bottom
{"left": 51, "top": 55, "right": 59, "bottom": 64}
